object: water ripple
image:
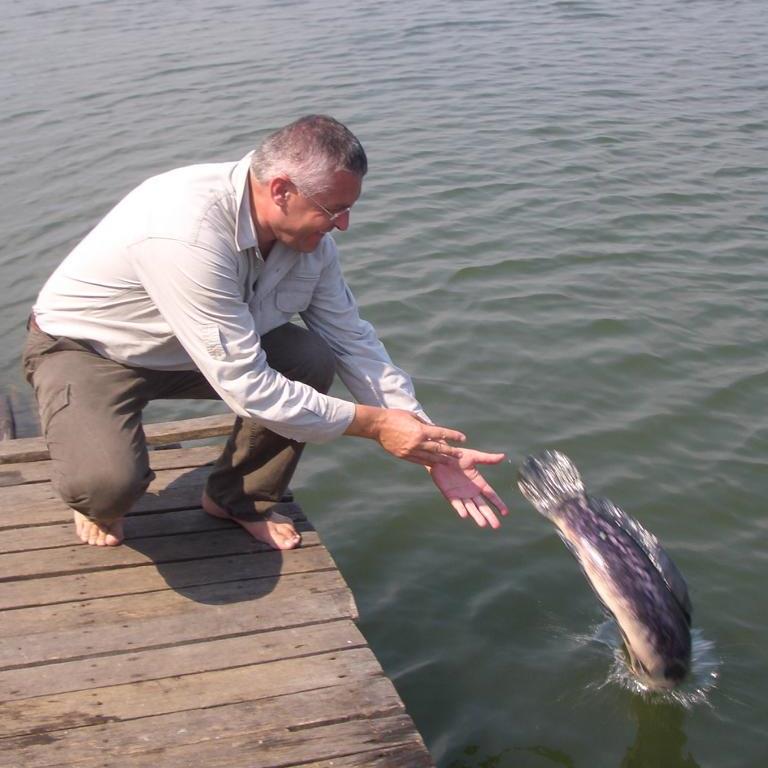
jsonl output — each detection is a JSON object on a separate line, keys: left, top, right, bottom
{"left": 2, "top": 1, "right": 767, "bottom": 764}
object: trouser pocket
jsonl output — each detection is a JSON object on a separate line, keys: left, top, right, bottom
{"left": 39, "top": 383, "right": 71, "bottom": 437}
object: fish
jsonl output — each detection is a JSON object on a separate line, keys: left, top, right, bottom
{"left": 517, "top": 450, "right": 692, "bottom": 690}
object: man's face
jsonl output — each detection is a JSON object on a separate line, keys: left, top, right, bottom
{"left": 276, "top": 170, "right": 362, "bottom": 253}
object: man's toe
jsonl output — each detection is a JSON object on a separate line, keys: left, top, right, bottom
{"left": 278, "top": 527, "right": 301, "bottom": 549}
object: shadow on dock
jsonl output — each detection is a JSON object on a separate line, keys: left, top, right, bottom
{"left": 122, "top": 462, "right": 322, "bottom": 605}
{"left": 0, "top": 415, "right": 435, "bottom": 767}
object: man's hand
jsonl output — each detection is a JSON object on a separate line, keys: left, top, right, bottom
{"left": 429, "top": 449, "right": 509, "bottom": 528}
{"left": 344, "top": 404, "right": 466, "bottom": 466}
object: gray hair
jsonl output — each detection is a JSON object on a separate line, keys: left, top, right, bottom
{"left": 250, "top": 115, "right": 368, "bottom": 195}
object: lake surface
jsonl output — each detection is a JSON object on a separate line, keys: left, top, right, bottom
{"left": 2, "top": 1, "right": 768, "bottom": 765}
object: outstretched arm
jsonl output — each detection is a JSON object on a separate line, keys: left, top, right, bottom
{"left": 344, "top": 404, "right": 466, "bottom": 466}
{"left": 429, "top": 448, "right": 509, "bottom": 529}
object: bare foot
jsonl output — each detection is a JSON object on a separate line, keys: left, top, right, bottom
{"left": 73, "top": 511, "right": 124, "bottom": 546}
{"left": 201, "top": 491, "right": 301, "bottom": 550}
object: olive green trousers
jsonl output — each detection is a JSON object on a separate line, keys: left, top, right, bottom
{"left": 22, "top": 319, "right": 335, "bottom": 524}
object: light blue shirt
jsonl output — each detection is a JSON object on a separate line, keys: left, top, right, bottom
{"left": 34, "top": 154, "right": 428, "bottom": 443}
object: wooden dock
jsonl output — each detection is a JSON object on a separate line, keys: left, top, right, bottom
{"left": 0, "top": 415, "right": 435, "bottom": 768}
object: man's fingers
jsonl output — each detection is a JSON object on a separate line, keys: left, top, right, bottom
{"left": 471, "top": 480, "right": 509, "bottom": 517}
{"left": 451, "top": 494, "right": 504, "bottom": 529}
{"left": 425, "top": 440, "right": 463, "bottom": 458}
{"left": 403, "top": 442, "right": 463, "bottom": 465}
{"left": 475, "top": 497, "right": 502, "bottom": 529}
{"left": 451, "top": 499, "right": 468, "bottom": 519}
{"left": 485, "top": 489, "right": 509, "bottom": 516}
{"left": 469, "top": 450, "right": 506, "bottom": 465}
{"left": 408, "top": 450, "right": 459, "bottom": 467}
{"left": 463, "top": 499, "right": 487, "bottom": 528}
{"left": 426, "top": 425, "right": 466, "bottom": 444}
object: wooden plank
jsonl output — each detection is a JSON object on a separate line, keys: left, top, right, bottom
{"left": 0, "top": 494, "right": 308, "bottom": 553}
{"left": 0, "top": 466, "right": 213, "bottom": 528}
{"left": 0, "top": 647, "right": 381, "bottom": 739}
{"left": 0, "top": 565, "right": 352, "bottom": 638}
{"left": 49, "top": 716, "right": 429, "bottom": 768}
{"left": 0, "top": 570, "right": 358, "bottom": 666}
{"left": 0, "top": 476, "right": 216, "bottom": 530}
{"left": 1, "top": 524, "right": 315, "bottom": 577}
{"left": 1, "top": 618, "right": 366, "bottom": 700}
{"left": 0, "top": 426, "right": 435, "bottom": 768}
{"left": 0, "top": 509, "right": 237, "bottom": 553}
{"left": 0, "top": 541, "right": 331, "bottom": 611}
{"left": 294, "top": 744, "right": 435, "bottom": 768}
{"left": 0, "top": 465, "right": 33, "bottom": 489}
{"left": 0, "top": 677, "right": 419, "bottom": 768}
{"left": 0, "top": 413, "right": 235, "bottom": 465}
{"left": 0, "top": 445, "right": 223, "bottom": 487}
{"left": 0, "top": 522, "right": 317, "bottom": 582}
{"left": 0, "top": 505, "right": 252, "bottom": 554}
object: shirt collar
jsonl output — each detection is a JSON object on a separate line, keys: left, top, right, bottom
{"left": 233, "top": 152, "right": 258, "bottom": 252}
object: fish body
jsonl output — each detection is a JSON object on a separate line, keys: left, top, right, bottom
{"left": 518, "top": 451, "right": 692, "bottom": 689}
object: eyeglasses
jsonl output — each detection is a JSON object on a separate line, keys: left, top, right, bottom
{"left": 292, "top": 181, "right": 352, "bottom": 224}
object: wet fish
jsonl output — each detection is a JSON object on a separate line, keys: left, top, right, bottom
{"left": 517, "top": 450, "right": 692, "bottom": 689}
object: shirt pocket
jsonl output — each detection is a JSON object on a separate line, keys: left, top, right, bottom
{"left": 275, "top": 277, "right": 316, "bottom": 314}
{"left": 201, "top": 323, "right": 227, "bottom": 361}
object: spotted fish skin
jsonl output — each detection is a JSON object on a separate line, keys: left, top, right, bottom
{"left": 518, "top": 451, "right": 692, "bottom": 689}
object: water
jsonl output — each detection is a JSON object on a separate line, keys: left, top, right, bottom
{"left": 2, "top": 1, "right": 767, "bottom": 765}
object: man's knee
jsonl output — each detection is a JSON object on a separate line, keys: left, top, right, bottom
{"left": 56, "top": 463, "right": 153, "bottom": 522}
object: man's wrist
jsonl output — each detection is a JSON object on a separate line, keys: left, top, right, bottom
{"left": 344, "top": 403, "right": 385, "bottom": 440}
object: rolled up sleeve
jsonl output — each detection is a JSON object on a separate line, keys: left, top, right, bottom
{"left": 130, "top": 238, "right": 356, "bottom": 443}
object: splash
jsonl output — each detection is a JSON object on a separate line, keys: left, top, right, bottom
{"left": 590, "top": 620, "right": 720, "bottom": 706}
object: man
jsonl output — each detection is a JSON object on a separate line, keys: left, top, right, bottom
{"left": 23, "top": 115, "right": 508, "bottom": 550}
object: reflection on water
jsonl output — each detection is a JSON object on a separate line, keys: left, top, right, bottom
{"left": 448, "top": 743, "right": 574, "bottom": 768}
{"left": 444, "top": 621, "right": 713, "bottom": 767}
{"left": 449, "top": 700, "right": 700, "bottom": 768}
{"left": 621, "top": 698, "right": 700, "bottom": 768}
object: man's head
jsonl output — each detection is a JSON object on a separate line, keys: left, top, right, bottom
{"left": 251, "top": 114, "right": 367, "bottom": 195}
{"left": 249, "top": 115, "right": 367, "bottom": 253}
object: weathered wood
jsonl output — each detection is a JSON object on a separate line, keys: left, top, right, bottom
{"left": 0, "top": 678, "right": 423, "bottom": 768}
{"left": 1, "top": 618, "right": 366, "bottom": 701}
{"left": 0, "top": 412, "right": 234, "bottom": 464}
{"left": 0, "top": 507, "right": 240, "bottom": 553}
{"left": 0, "top": 567, "right": 356, "bottom": 643}
{"left": 0, "top": 505, "right": 250, "bottom": 554}
{"left": 0, "top": 424, "right": 435, "bottom": 767}
{"left": 0, "top": 464, "right": 213, "bottom": 526}
{"left": 0, "top": 444, "right": 223, "bottom": 487}
{"left": 3, "top": 676, "right": 403, "bottom": 754}
{"left": 1, "top": 600, "right": 361, "bottom": 674}
{"left": 294, "top": 744, "right": 436, "bottom": 768}
{"left": 0, "top": 647, "right": 382, "bottom": 739}
{"left": 36, "top": 715, "right": 429, "bottom": 768}
{"left": 0, "top": 541, "right": 332, "bottom": 611}
{"left": 0, "top": 522, "right": 319, "bottom": 582}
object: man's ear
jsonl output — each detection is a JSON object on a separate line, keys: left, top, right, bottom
{"left": 269, "top": 176, "right": 292, "bottom": 210}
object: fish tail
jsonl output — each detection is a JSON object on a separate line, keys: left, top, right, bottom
{"left": 517, "top": 450, "right": 585, "bottom": 515}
